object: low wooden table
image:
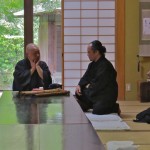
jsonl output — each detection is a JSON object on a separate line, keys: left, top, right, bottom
{"left": 0, "top": 91, "right": 105, "bottom": 150}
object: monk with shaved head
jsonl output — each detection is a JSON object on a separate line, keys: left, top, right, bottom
{"left": 13, "top": 43, "right": 52, "bottom": 91}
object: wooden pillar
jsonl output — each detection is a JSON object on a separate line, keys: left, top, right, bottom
{"left": 48, "top": 21, "right": 56, "bottom": 74}
{"left": 24, "top": 0, "right": 33, "bottom": 56}
{"left": 116, "top": 0, "right": 125, "bottom": 100}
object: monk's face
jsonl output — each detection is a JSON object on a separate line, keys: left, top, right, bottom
{"left": 87, "top": 45, "right": 99, "bottom": 62}
{"left": 27, "top": 49, "right": 40, "bottom": 63}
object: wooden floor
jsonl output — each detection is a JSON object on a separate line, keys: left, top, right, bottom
{"left": 96, "top": 100, "right": 150, "bottom": 150}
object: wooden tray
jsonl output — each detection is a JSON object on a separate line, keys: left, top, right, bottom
{"left": 19, "top": 88, "right": 70, "bottom": 96}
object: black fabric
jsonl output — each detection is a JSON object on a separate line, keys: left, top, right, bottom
{"left": 92, "top": 102, "right": 119, "bottom": 115}
{"left": 140, "top": 82, "right": 150, "bottom": 102}
{"left": 49, "top": 83, "right": 62, "bottom": 89}
{"left": 75, "top": 92, "right": 119, "bottom": 115}
{"left": 78, "top": 56, "right": 118, "bottom": 103}
{"left": 13, "top": 58, "right": 52, "bottom": 91}
{"left": 76, "top": 56, "right": 119, "bottom": 115}
{"left": 75, "top": 92, "right": 93, "bottom": 112}
{"left": 133, "top": 107, "right": 150, "bottom": 124}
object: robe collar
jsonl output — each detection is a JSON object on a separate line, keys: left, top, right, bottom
{"left": 94, "top": 55, "right": 105, "bottom": 64}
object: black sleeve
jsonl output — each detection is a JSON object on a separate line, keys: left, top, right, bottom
{"left": 88, "top": 63, "right": 116, "bottom": 97}
{"left": 13, "top": 61, "right": 31, "bottom": 91}
{"left": 78, "top": 63, "right": 92, "bottom": 88}
{"left": 40, "top": 61, "right": 52, "bottom": 89}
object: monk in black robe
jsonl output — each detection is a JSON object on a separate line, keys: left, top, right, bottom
{"left": 75, "top": 40, "right": 120, "bottom": 115}
{"left": 13, "top": 43, "right": 52, "bottom": 91}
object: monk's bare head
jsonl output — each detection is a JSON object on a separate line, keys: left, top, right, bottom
{"left": 26, "top": 43, "right": 40, "bottom": 63}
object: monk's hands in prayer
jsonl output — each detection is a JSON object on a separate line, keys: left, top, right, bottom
{"left": 35, "top": 60, "right": 40, "bottom": 68}
{"left": 35, "top": 60, "right": 43, "bottom": 80}
{"left": 30, "top": 60, "right": 36, "bottom": 74}
{"left": 75, "top": 85, "right": 82, "bottom": 96}
{"left": 30, "top": 60, "right": 43, "bottom": 80}
{"left": 30, "top": 54, "right": 40, "bottom": 75}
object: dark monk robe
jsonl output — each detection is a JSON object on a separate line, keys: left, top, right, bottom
{"left": 76, "top": 56, "right": 119, "bottom": 115}
{"left": 13, "top": 58, "right": 52, "bottom": 91}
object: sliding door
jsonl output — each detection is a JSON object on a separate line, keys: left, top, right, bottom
{"left": 63, "top": 0, "right": 116, "bottom": 94}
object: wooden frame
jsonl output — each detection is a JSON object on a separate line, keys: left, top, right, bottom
{"left": 115, "top": 0, "right": 125, "bottom": 100}
{"left": 62, "top": 0, "right": 125, "bottom": 99}
{"left": 24, "top": 0, "right": 33, "bottom": 56}
{"left": 139, "top": 2, "right": 150, "bottom": 44}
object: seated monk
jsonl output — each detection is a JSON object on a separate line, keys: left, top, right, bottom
{"left": 75, "top": 40, "right": 120, "bottom": 115}
{"left": 13, "top": 43, "right": 52, "bottom": 91}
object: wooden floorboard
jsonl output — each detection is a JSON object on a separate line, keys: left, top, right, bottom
{"left": 97, "top": 131, "right": 150, "bottom": 145}
{"left": 96, "top": 100, "right": 150, "bottom": 150}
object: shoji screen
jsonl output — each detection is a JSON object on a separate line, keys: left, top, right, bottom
{"left": 63, "top": 0, "right": 116, "bottom": 94}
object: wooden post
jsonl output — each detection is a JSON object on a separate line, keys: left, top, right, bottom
{"left": 24, "top": 0, "right": 33, "bottom": 57}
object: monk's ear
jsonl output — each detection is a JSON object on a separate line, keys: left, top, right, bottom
{"left": 94, "top": 50, "right": 99, "bottom": 54}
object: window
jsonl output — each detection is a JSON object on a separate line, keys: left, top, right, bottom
{"left": 33, "top": 0, "right": 62, "bottom": 84}
{"left": 0, "top": 1, "right": 24, "bottom": 90}
{"left": 0, "top": 0, "right": 62, "bottom": 90}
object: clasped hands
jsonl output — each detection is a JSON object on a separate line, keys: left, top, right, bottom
{"left": 30, "top": 59, "right": 40, "bottom": 74}
{"left": 30, "top": 59, "right": 40, "bottom": 72}
{"left": 30, "top": 59, "right": 43, "bottom": 80}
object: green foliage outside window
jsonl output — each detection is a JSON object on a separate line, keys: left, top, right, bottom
{"left": 0, "top": 0, "right": 24, "bottom": 89}
{"left": 0, "top": 0, "right": 61, "bottom": 90}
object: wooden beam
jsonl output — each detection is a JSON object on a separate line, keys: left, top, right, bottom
{"left": 24, "top": 0, "right": 33, "bottom": 56}
{"left": 116, "top": 0, "right": 125, "bottom": 100}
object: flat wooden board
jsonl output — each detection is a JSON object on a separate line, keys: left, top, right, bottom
{"left": 97, "top": 131, "right": 150, "bottom": 145}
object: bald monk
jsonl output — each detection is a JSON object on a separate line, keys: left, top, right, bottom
{"left": 13, "top": 43, "right": 52, "bottom": 91}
